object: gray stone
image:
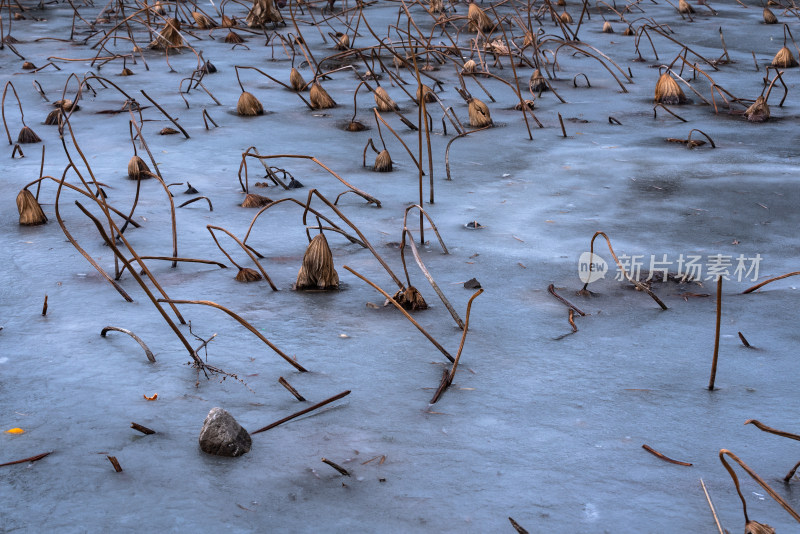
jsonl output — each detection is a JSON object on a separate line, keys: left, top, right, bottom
{"left": 198, "top": 407, "right": 251, "bottom": 457}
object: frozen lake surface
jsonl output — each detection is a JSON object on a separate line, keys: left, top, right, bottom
{"left": 2, "top": 0, "right": 800, "bottom": 531}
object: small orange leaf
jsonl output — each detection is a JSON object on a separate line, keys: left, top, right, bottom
{"left": 143, "top": 393, "right": 158, "bottom": 401}
{"left": 4, "top": 428, "right": 25, "bottom": 434}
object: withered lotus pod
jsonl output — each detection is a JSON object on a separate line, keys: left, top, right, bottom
{"left": 346, "top": 120, "right": 367, "bottom": 132}
{"left": 191, "top": 11, "right": 217, "bottom": 29}
{"left": 225, "top": 31, "right": 244, "bottom": 44}
{"left": 150, "top": 18, "right": 183, "bottom": 49}
{"left": 290, "top": 68, "right": 306, "bottom": 91}
{"left": 462, "top": 59, "right": 477, "bottom": 74}
{"left": 744, "top": 96, "right": 770, "bottom": 122}
{"left": 623, "top": 25, "right": 635, "bottom": 36}
{"left": 530, "top": 69, "right": 548, "bottom": 92}
{"left": 393, "top": 286, "right": 427, "bottom": 310}
{"left": 428, "top": 0, "right": 443, "bottom": 13}
{"left": 468, "top": 98, "right": 492, "bottom": 127}
{"left": 373, "top": 149, "right": 392, "bottom": 172}
{"left": 159, "top": 127, "right": 179, "bottom": 135}
{"left": 556, "top": 0, "right": 566, "bottom": 5}
{"left": 17, "top": 126, "right": 41, "bottom": 144}
{"left": 514, "top": 99, "right": 535, "bottom": 110}
{"left": 128, "top": 155, "right": 151, "bottom": 180}
{"left": 44, "top": 109, "right": 61, "bottom": 125}
{"left": 309, "top": 83, "right": 336, "bottom": 109}
{"left": 17, "top": 190, "right": 47, "bottom": 226}
{"left": 235, "top": 268, "right": 262, "bottom": 282}
{"left": 54, "top": 99, "right": 78, "bottom": 112}
{"left": 22, "top": 61, "right": 35, "bottom": 70}
{"left": 120, "top": 67, "right": 134, "bottom": 76}
{"left": 772, "top": 46, "right": 798, "bottom": 68}
{"left": 152, "top": 1, "right": 166, "bottom": 15}
{"left": 560, "top": 11, "right": 573, "bottom": 23}
{"left": 654, "top": 72, "right": 686, "bottom": 104}
{"left": 763, "top": 7, "right": 777, "bottom": 24}
{"left": 678, "top": 0, "right": 694, "bottom": 13}
{"left": 416, "top": 84, "right": 436, "bottom": 104}
{"left": 745, "top": 521, "right": 775, "bottom": 534}
{"left": 295, "top": 234, "right": 339, "bottom": 290}
{"left": 602, "top": 21, "right": 614, "bottom": 33}
{"left": 246, "top": 0, "right": 283, "bottom": 28}
{"left": 221, "top": 15, "right": 236, "bottom": 27}
{"left": 241, "top": 193, "right": 272, "bottom": 207}
{"left": 374, "top": 87, "right": 398, "bottom": 111}
{"left": 467, "top": 3, "right": 492, "bottom": 33}
{"left": 203, "top": 60, "right": 217, "bottom": 74}
{"left": 237, "top": 91, "right": 264, "bottom": 116}
{"left": 334, "top": 32, "right": 350, "bottom": 50}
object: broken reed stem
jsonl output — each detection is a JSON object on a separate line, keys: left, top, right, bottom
{"left": 101, "top": 326, "right": 157, "bottom": 363}
{"left": 582, "top": 232, "right": 668, "bottom": 310}
{"left": 207, "top": 225, "right": 278, "bottom": 290}
{"left": 107, "top": 455, "right": 123, "bottom": 472}
{"left": 558, "top": 112, "right": 567, "bottom": 137}
{"left": 321, "top": 458, "right": 351, "bottom": 476}
{"left": 738, "top": 332, "right": 751, "bottom": 348}
{"left": 0, "top": 451, "right": 53, "bottom": 468}
{"left": 642, "top": 444, "right": 693, "bottom": 466}
{"left": 742, "top": 271, "right": 800, "bottom": 293}
{"left": 117, "top": 257, "right": 227, "bottom": 278}
{"left": 568, "top": 309, "right": 577, "bottom": 332}
{"left": 547, "top": 284, "right": 586, "bottom": 315}
{"left": 278, "top": 376, "right": 306, "bottom": 401}
{"left": 508, "top": 517, "right": 529, "bottom": 534}
{"left": 42, "top": 294, "right": 48, "bottom": 316}
{"left": 72, "top": 201, "right": 204, "bottom": 369}
{"left": 343, "top": 265, "right": 454, "bottom": 363}
{"left": 719, "top": 449, "right": 800, "bottom": 524}
{"left": 400, "top": 227, "right": 464, "bottom": 330}
{"left": 448, "top": 288, "right": 483, "bottom": 383}
{"left": 708, "top": 276, "right": 722, "bottom": 391}
{"left": 252, "top": 390, "right": 351, "bottom": 434}
{"left": 744, "top": 419, "right": 800, "bottom": 441}
{"left": 157, "top": 299, "right": 307, "bottom": 372}
{"left": 54, "top": 167, "right": 133, "bottom": 303}
{"left": 785, "top": 461, "right": 800, "bottom": 483}
{"left": 139, "top": 90, "right": 190, "bottom": 139}
{"left": 700, "top": 478, "right": 725, "bottom": 534}
{"left": 130, "top": 422, "right": 156, "bottom": 435}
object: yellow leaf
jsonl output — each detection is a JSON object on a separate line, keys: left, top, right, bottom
{"left": 144, "top": 393, "right": 158, "bottom": 401}
{"left": 5, "top": 428, "right": 25, "bottom": 434}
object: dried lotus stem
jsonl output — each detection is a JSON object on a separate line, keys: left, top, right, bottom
{"left": 719, "top": 449, "right": 800, "bottom": 525}
{"left": 742, "top": 271, "right": 800, "bottom": 293}
{"left": 641, "top": 444, "right": 693, "bottom": 466}
{"left": 744, "top": 420, "right": 800, "bottom": 441}
{"left": 159, "top": 299, "right": 307, "bottom": 372}
{"left": 207, "top": 225, "right": 278, "bottom": 290}
{"left": 252, "top": 390, "right": 350, "bottom": 434}
{"left": 0, "top": 451, "right": 53, "bottom": 468}
{"left": 278, "top": 377, "right": 306, "bottom": 401}
{"left": 101, "top": 326, "right": 156, "bottom": 362}
{"left": 344, "top": 266, "right": 454, "bottom": 363}
{"left": 708, "top": 276, "right": 722, "bottom": 391}
{"left": 431, "top": 288, "right": 483, "bottom": 404}
{"left": 321, "top": 458, "right": 350, "bottom": 476}
{"left": 581, "top": 232, "right": 668, "bottom": 310}
{"left": 547, "top": 284, "right": 586, "bottom": 315}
